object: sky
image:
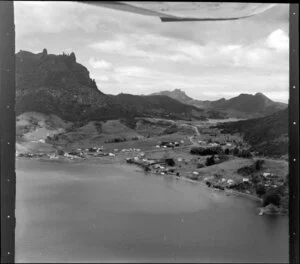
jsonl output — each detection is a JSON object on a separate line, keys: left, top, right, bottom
{"left": 14, "top": 2, "right": 289, "bottom": 103}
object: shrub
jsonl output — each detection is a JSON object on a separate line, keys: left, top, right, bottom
{"left": 205, "top": 155, "right": 215, "bottom": 166}
{"left": 165, "top": 158, "right": 175, "bottom": 167}
{"left": 251, "top": 174, "right": 261, "bottom": 185}
{"left": 57, "top": 149, "right": 64, "bottom": 156}
{"left": 237, "top": 149, "right": 252, "bottom": 158}
{"left": 164, "top": 124, "right": 178, "bottom": 134}
{"left": 256, "top": 185, "right": 266, "bottom": 196}
{"left": 263, "top": 191, "right": 281, "bottom": 207}
{"left": 237, "top": 165, "right": 255, "bottom": 176}
{"left": 255, "top": 159, "right": 265, "bottom": 171}
{"left": 197, "top": 163, "right": 205, "bottom": 169}
{"left": 233, "top": 147, "right": 239, "bottom": 156}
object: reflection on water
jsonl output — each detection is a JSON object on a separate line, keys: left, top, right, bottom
{"left": 16, "top": 159, "right": 288, "bottom": 263}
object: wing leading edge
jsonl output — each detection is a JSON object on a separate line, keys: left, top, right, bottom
{"left": 79, "top": 2, "right": 276, "bottom": 22}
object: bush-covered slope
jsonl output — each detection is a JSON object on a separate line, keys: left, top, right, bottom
{"left": 215, "top": 108, "right": 288, "bottom": 156}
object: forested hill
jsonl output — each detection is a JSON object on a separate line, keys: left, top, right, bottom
{"left": 215, "top": 108, "right": 288, "bottom": 157}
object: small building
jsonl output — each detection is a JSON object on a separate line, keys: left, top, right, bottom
{"left": 243, "top": 178, "right": 250, "bottom": 183}
{"left": 262, "top": 172, "right": 271, "bottom": 178}
{"left": 227, "top": 179, "right": 234, "bottom": 185}
{"left": 192, "top": 171, "right": 199, "bottom": 175}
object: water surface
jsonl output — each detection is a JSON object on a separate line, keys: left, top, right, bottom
{"left": 16, "top": 159, "right": 288, "bottom": 263}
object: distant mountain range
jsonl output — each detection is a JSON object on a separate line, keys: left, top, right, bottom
{"left": 152, "top": 89, "right": 287, "bottom": 119}
{"left": 16, "top": 50, "right": 207, "bottom": 122}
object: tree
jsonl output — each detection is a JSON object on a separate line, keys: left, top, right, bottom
{"left": 224, "top": 148, "right": 230, "bottom": 155}
{"left": 70, "top": 52, "right": 76, "bottom": 62}
{"left": 256, "top": 185, "right": 266, "bottom": 196}
{"left": 165, "top": 158, "right": 175, "bottom": 167}
{"left": 255, "top": 159, "right": 264, "bottom": 171}
{"left": 263, "top": 191, "right": 281, "bottom": 207}
{"left": 57, "top": 149, "right": 64, "bottom": 156}
{"left": 233, "top": 147, "right": 239, "bottom": 156}
{"left": 205, "top": 155, "right": 215, "bottom": 166}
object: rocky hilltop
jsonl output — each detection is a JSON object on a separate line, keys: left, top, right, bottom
{"left": 16, "top": 49, "right": 207, "bottom": 122}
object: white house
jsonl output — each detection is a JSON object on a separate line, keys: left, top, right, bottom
{"left": 227, "top": 179, "right": 234, "bottom": 185}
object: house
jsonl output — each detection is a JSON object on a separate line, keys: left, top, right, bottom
{"left": 227, "top": 179, "right": 234, "bottom": 185}
{"left": 262, "top": 172, "right": 271, "bottom": 178}
{"left": 49, "top": 154, "right": 58, "bottom": 160}
{"left": 242, "top": 178, "right": 250, "bottom": 183}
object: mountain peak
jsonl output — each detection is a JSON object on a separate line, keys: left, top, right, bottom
{"left": 254, "top": 92, "right": 269, "bottom": 99}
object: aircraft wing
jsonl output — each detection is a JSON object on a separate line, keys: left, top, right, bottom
{"left": 80, "top": 2, "right": 276, "bottom": 22}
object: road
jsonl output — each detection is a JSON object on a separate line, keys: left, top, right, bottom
{"left": 188, "top": 125, "right": 200, "bottom": 144}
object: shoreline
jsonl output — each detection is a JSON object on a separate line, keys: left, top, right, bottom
{"left": 18, "top": 156, "right": 288, "bottom": 215}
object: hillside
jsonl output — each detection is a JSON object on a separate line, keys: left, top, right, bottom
{"left": 153, "top": 89, "right": 287, "bottom": 119}
{"left": 215, "top": 108, "right": 288, "bottom": 157}
{"left": 16, "top": 49, "right": 206, "bottom": 122}
{"left": 210, "top": 93, "right": 287, "bottom": 118}
{"left": 152, "top": 89, "right": 227, "bottom": 119}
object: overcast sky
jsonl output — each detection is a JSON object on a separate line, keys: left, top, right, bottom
{"left": 14, "top": 2, "right": 289, "bottom": 103}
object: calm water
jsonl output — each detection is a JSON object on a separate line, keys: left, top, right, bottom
{"left": 16, "top": 159, "right": 288, "bottom": 263}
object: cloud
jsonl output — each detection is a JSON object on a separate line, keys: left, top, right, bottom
{"left": 96, "top": 75, "right": 110, "bottom": 82}
{"left": 88, "top": 58, "right": 112, "bottom": 69}
{"left": 89, "top": 40, "right": 126, "bottom": 53}
{"left": 15, "top": 2, "right": 289, "bottom": 103}
{"left": 265, "top": 29, "right": 289, "bottom": 51}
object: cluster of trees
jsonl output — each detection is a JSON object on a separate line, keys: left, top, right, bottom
{"left": 232, "top": 147, "right": 252, "bottom": 158}
{"left": 190, "top": 146, "right": 222, "bottom": 156}
{"left": 237, "top": 160, "right": 265, "bottom": 176}
{"left": 105, "top": 136, "right": 139, "bottom": 143}
{"left": 205, "top": 155, "right": 216, "bottom": 166}
{"left": 105, "top": 137, "right": 127, "bottom": 143}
